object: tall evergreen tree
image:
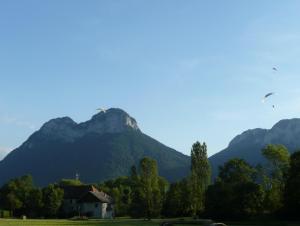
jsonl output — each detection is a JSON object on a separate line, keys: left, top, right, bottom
{"left": 189, "top": 141, "right": 211, "bottom": 216}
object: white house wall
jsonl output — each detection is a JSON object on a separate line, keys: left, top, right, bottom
{"left": 80, "top": 202, "right": 102, "bottom": 218}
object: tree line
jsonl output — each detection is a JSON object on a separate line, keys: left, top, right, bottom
{"left": 0, "top": 142, "right": 300, "bottom": 220}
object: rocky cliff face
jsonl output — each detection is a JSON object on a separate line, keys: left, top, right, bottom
{"left": 39, "top": 108, "right": 140, "bottom": 141}
{"left": 209, "top": 118, "right": 300, "bottom": 178}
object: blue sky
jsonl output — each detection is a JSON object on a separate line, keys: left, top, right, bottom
{"left": 1, "top": 0, "right": 300, "bottom": 159}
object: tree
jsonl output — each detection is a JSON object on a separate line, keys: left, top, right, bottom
{"left": 5, "top": 193, "right": 22, "bottom": 216}
{"left": 139, "top": 157, "right": 162, "bottom": 218}
{"left": 262, "top": 144, "right": 290, "bottom": 213}
{"left": 129, "top": 158, "right": 163, "bottom": 219}
{"left": 129, "top": 165, "right": 144, "bottom": 218}
{"left": 95, "top": 175, "right": 134, "bottom": 217}
{"left": 42, "top": 184, "right": 64, "bottom": 218}
{"left": 0, "top": 175, "right": 35, "bottom": 217}
{"left": 205, "top": 158, "right": 264, "bottom": 219}
{"left": 158, "top": 176, "right": 168, "bottom": 212}
{"left": 189, "top": 141, "right": 211, "bottom": 216}
{"left": 163, "top": 182, "right": 182, "bottom": 217}
{"left": 284, "top": 151, "right": 300, "bottom": 218}
{"left": 262, "top": 144, "right": 290, "bottom": 180}
{"left": 219, "top": 158, "right": 255, "bottom": 184}
{"left": 25, "top": 188, "right": 43, "bottom": 218}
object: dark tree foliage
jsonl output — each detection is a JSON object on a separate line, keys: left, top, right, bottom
{"left": 205, "top": 159, "right": 264, "bottom": 219}
{"left": 42, "top": 184, "right": 64, "bottom": 218}
{"left": 262, "top": 144, "right": 290, "bottom": 181}
{"left": 25, "top": 188, "right": 43, "bottom": 218}
{"left": 218, "top": 158, "right": 256, "bottom": 183}
{"left": 0, "top": 175, "right": 35, "bottom": 217}
{"left": 163, "top": 179, "right": 191, "bottom": 217}
{"left": 262, "top": 144, "right": 290, "bottom": 214}
{"left": 96, "top": 176, "right": 133, "bottom": 216}
{"left": 283, "top": 151, "right": 300, "bottom": 218}
{"left": 129, "top": 157, "right": 168, "bottom": 218}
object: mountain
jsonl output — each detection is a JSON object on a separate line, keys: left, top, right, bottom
{"left": 0, "top": 108, "right": 190, "bottom": 186}
{"left": 209, "top": 118, "right": 300, "bottom": 178}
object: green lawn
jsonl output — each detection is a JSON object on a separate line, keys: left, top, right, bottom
{"left": 0, "top": 219, "right": 299, "bottom": 226}
{"left": 0, "top": 219, "right": 157, "bottom": 226}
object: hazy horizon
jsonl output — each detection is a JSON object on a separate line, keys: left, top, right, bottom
{"left": 1, "top": 1, "right": 300, "bottom": 159}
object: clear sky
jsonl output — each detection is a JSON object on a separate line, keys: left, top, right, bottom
{"left": 1, "top": 0, "right": 300, "bottom": 160}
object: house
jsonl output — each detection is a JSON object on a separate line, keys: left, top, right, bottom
{"left": 62, "top": 185, "right": 114, "bottom": 218}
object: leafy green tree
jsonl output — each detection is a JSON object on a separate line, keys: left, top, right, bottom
{"left": 0, "top": 175, "right": 35, "bottom": 216}
{"left": 163, "top": 178, "right": 192, "bottom": 217}
{"left": 96, "top": 176, "right": 133, "bottom": 216}
{"left": 163, "top": 182, "right": 182, "bottom": 217}
{"left": 219, "top": 158, "right": 256, "bottom": 183}
{"left": 205, "top": 158, "right": 264, "bottom": 219}
{"left": 158, "top": 177, "right": 168, "bottom": 210}
{"left": 205, "top": 181, "right": 264, "bottom": 219}
{"left": 129, "top": 165, "right": 144, "bottom": 218}
{"left": 189, "top": 141, "right": 211, "bottom": 216}
{"left": 284, "top": 151, "right": 300, "bottom": 218}
{"left": 25, "top": 188, "right": 43, "bottom": 218}
{"left": 139, "top": 157, "right": 162, "bottom": 218}
{"left": 5, "top": 193, "right": 22, "bottom": 216}
{"left": 262, "top": 144, "right": 290, "bottom": 213}
{"left": 262, "top": 144, "right": 290, "bottom": 180}
{"left": 42, "top": 184, "right": 64, "bottom": 218}
{"left": 111, "top": 187, "right": 122, "bottom": 215}
{"left": 129, "top": 158, "right": 164, "bottom": 218}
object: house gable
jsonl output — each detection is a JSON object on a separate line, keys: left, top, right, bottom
{"left": 61, "top": 184, "right": 114, "bottom": 218}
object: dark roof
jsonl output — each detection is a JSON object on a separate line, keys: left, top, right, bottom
{"left": 62, "top": 185, "right": 98, "bottom": 199}
{"left": 78, "top": 190, "right": 113, "bottom": 203}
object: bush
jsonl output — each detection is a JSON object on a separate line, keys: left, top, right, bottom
{"left": 0, "top": 209, "right": 11, "bottom": 218}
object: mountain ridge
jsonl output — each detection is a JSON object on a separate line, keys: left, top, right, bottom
{"left": 209, "top": 118, "right": 300, "bottom": 178}
{"left": 0, "top": 108, "right": 190, "bottom": 186}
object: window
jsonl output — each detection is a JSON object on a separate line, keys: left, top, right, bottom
{"left": 95, "top": 203, "right": 98, "bottom": 208}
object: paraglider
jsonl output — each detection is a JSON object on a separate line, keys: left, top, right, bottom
{"left": 97, "top": 108, "right": 106, "bottom": 113}
{"left": 272, "top": 67, "right": 278, "bottom": 72}
{"left": 262, "top": 92, "right": 275, "bottom": 103}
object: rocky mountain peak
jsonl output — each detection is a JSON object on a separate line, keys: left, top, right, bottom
{"left": 228, "top": 128, "right": 267, "bottom": 147}
{"left": 210, "top": 117, "right": 300, "bottom": 179}
{"left": 89, "top": 108, "right": 139, "bottom": 132}
{"left": 38, "top": 108, "right": 140, "bottom": 142}
{"left": 271, "top": 118, "right": 300, "bottom": 131}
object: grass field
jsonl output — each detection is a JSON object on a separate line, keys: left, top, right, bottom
{"left": 0, "top": 219, "right": 300, "bottom": 226}
{"left": 0, "top": 219, "right": 156, "bottom": 226}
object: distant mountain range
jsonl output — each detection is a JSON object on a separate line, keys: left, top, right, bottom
{"left": 0, "top": 108, "right": 190, "bottom": 186}
{"left": 209, "top": 118, "right": 300, "bottom": 177}
{"left": 1, "top": 108, "right": 300, "bottom": 186}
